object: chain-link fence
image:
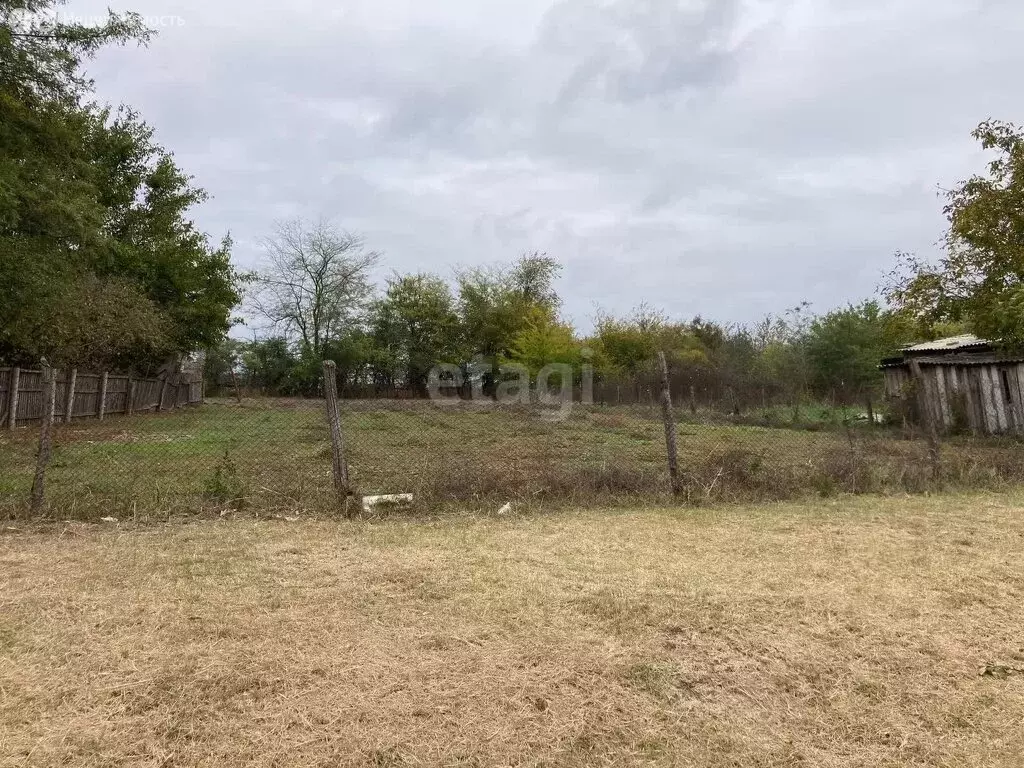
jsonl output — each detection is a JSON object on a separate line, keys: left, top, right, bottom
{"left": 3, "top": 359, "right": 1024, "bottom": 522}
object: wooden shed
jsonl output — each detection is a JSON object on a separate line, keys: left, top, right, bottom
{"left": 880, "top": 334, "right": 1024, "bottom": 435}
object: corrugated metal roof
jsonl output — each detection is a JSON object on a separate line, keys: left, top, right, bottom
{"left": 901, "top": 334, "right": 990, "bottom": 352}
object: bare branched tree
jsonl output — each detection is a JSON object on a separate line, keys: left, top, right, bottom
{"left": 249, "top": 219, "right": 381, "bottom": 355}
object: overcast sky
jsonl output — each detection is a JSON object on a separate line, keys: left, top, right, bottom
{"left": 65, "top": 0, "right": 1024, "bottom": 329}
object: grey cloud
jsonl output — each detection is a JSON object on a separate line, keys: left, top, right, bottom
{"left": 544, "top": 0, "right": 745, "bottom": 104}
{"left": 67, "top": 0, "right": 1024, "bottom": 327}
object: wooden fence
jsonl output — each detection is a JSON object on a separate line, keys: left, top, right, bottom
{"left": 0, "top": 367, "right": 203, "bottom": 428}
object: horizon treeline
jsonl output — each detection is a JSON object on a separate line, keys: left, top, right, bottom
{"left": 206, "top": 223, "right": 956, "bottom": 407}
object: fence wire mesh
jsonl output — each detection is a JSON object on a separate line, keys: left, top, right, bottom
{"left": 3, "top": 361, "right": 1024, "bottom": 521}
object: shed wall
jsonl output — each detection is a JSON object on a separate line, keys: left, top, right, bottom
{"left": 914, "top": 362, "right": 1024, "bottom": 435}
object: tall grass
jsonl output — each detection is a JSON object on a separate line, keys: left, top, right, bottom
{"left": 2, "top": 398, "right": 1023, "bottom": 520}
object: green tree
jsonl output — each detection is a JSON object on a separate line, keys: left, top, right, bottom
{"left": 89, "top": 108, "right": 242, "bottom": 360}
{"left": 739, "top": 304, "right": 815, "bottom": 408}
{"left": 592, "top": 309, "right": 659, "bottom": 379}
{"left": 203, "top": 336, "right": 247, "bottom": 394}
{"left": 371, "top": 273, "right": 462, "bottom": 393}
{"left": 689, "top": 316, "right": 725, "bottom": 352}
{"left": 504, "top": 307, "right": 582, "bottom": 377}
{"left": 242, "top": 338, "right": 296, "bottom": 394}
{"left": 457, "top": 253, "right": 561, "bottom": 393}
{"left": 805, "top": 301, "right": 894, "bottom": 400}
{"left": 0, "top": 2, "right": 241, "bottom": 370}
{"left": 592, "top": 305, "right": 705, "bottom": 379}
{"left": 322, "top": 328, "right": 376, "bottom": 393}
{"left": 887, "top": 120, "right": 1024, "bottom": 346}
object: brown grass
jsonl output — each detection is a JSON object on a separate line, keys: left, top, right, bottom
{"left": 3, "top": 492, "right": 1024, "bottom": 766}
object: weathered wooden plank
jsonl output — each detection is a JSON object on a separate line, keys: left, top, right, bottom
{"left": 908, "top": 359, "right": 941, "bottom": 476}
{"left": 17, "top": 370, "right": 42, "bottom": 424}
{"left": 63, "top": 368, "right": 77, "bottom": 424}
{"left": 1007, "top": 367, "right": 1021, "bottom": 435}
{"left": 72, "top": 373, "right": 100, "bottom": 418}
{"left": 7, "top": 367, "right": 19, "bottom": 430}
{"left": 993, "top": 367, "right": 1010, "bottom": 434}
{"left": 933, "top": 366, "right": 951, "bottom": 431}
{"left": 923, "top": 368, "right": 942, "bottom": 430}
{"left": 983, "top": 367, "right": 997, "bottom": 433}
{"left": 948, "top": 366, "right": 967, "bottom": 431}
{"left": 976, "top": 367, "right": 991, "bottom": 434}
{"left": 138, "top": 379, "right": 159, "bottom": 410}
{"left": 943, "top": 367, "right": 956, "bottom": 410}
{"left": 104, "top": 375, "right": 125, "bottom": 414}
{"left": 980, "top": 366, "right": 1001, "bottom": 434}
{"left": 965, "top": 368, "right": 983, "bottom": 435}
{"left": 884, "top": 368, "right": 912, "bottom": 399}
{"left": 98, "top": 372, "right": 109, "bottom": 421}
{"left": 970, "top": 368, "right": 985, "bottom": 434}
{"left": 976, "top": 369, "right": 990, "bottom": 434}
{"left": 1006, "top": 366, "right": 1023, "bottom": 434}
{"left": 0, "top": 368, "right": 9, "bottom": 426}
{"left": 1015, "top": 365, "right": 1024, "bottom": 432}
{"left": 156, "top": 376, "right": 169, "bottom": 412}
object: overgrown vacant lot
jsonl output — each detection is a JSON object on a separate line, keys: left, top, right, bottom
{"left": 3, "top": 398, "right": 1023, "bottom": 520}
{"left": 2, "top": 494, "right": 1024, "bottom": 766}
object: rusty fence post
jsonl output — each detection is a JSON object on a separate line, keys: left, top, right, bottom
{"left": 658, "top": 351, "right": 683, "bottom": 497}
{"left": 63, "top": 367, "right": 76, "bottom": 424}
{"left": 156, "top": 376, "right": 169, "bottom": 412}
{"left": 322, "top": 360, "right": 352, "bottom": 515}
{"left": 98, "top": 371, "right": 109, "bottom": 421}
{"left": 30, "top": 365, "right": 57, "bottom": 513}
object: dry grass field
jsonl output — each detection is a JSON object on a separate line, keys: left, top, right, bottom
{"left": 3, "top": 492, "right": 1024, "bottom": 766}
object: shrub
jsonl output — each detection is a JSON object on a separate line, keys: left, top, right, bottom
{"left": 204, "top": 450, "right": 246, "bottom": 508}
